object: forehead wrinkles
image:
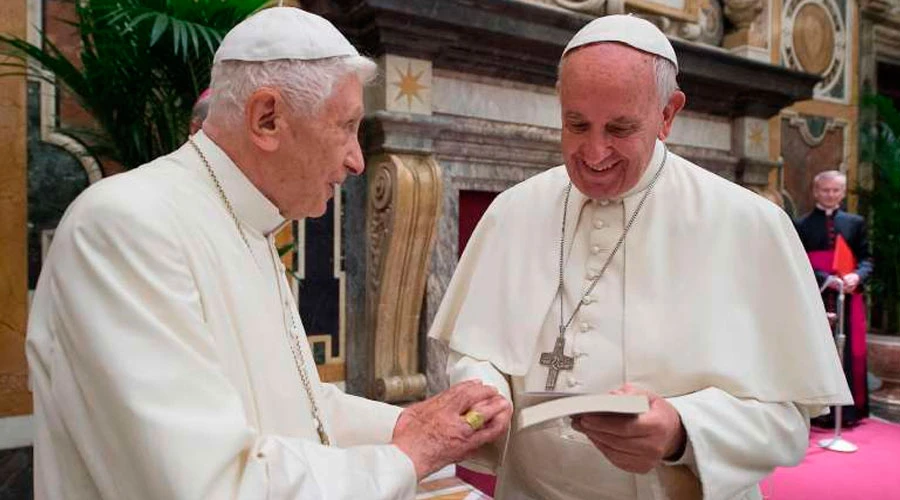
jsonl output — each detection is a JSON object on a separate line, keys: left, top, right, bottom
{"left": 560, "top": 45, "right": 655, "bottom": 107}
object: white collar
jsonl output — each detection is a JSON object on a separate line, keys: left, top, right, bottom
{"left": 816, "top": 204, "right": 839, "bottom": 217}
{"left": 191, "top": 131, "right": 286, "bottom": 236}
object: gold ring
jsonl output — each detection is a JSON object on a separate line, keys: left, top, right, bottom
{"left": 463, "top": 409, "right": 485, "bottom": 431}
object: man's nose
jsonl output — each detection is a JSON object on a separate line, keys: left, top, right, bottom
{"left": 345, "top": 138, "right": 365, "bottom": 175}
{"left": 581, "top": 133, "right": 614, "bottom": 164}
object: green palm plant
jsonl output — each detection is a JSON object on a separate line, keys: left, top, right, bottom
{"left": 860, "top": 94, "right": 900, "bottom": 334}
{"left": 0, "top": 0, "right": 269, "bottom": 171}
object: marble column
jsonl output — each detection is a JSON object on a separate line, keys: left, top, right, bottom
{"left": 347, "top": 55, "right": 441, "bottom": 401}
{"left": 0, "top": 1, "right": 34, "bottom": 493}
{"left": 0, "top": 0, "right": 31, "bottom": 419}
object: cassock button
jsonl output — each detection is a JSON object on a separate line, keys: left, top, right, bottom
{"left": 591, "top": 245, "right": 601, "bottom": 254}
{"left": 593, "top": 220, "right": 605, "bottom": 229}
{"left": 567, "top": 378, "right": 580, "bottom": 388}
{"left": 580, "top": 322, "right": 591, "bottom": 332}
{"left": 600, "top": 199, "right": 610, "bottom": 206}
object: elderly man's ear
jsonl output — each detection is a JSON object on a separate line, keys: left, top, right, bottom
{"left": 245, "top": 88, "right": 286, "bottom": 152}
{"left": 658, "top": 90, "right": 686, "bottom": 141}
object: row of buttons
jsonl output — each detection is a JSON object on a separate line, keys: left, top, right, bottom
{"left": 564, "top": 202, "right": 615, "bottom": 388}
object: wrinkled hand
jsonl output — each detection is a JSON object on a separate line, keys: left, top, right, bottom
{"left": 843, "top": 273, "right": 860, "bottom": 293}
{"left": 571, "top": 384, "right": 685, "bottom": 474}
{"left": 392, "top": 380, "right": 512, "bottom": 480}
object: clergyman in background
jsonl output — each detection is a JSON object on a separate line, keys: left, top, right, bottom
{"left": 795, "top": 170, "right": 873, "bottom": 427}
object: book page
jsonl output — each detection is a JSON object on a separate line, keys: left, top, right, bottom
{"left": 516, "top": 393, "right": 649, "bottom": 431}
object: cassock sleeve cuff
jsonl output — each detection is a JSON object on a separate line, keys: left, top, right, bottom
{"left": 448, "top": 353, "right": 512, "bottom": 474}
{"left": 448, "top": 353, "right": 512, "bottom": 401}
{"left": 662, "top": 438, "right": 696, "bottom": 469}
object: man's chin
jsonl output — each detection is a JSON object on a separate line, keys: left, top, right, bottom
{"left": 572, "top": 177, "right": 630, "bottom": 200}
{"left": 282, "top": 202, "right": 326, "bottom": 220}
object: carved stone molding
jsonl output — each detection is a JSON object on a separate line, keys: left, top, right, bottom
{"left": 365, "top": 153, "right": 443, "bottom": 402}
{"left": 326, "top": 0, "right": 817, "bottom": 117}
{"left": 722, "top": 0, "right": 764, "bottom": 54}
{"left": 781, "top": 0, "right": 848, "bottom": 100}
{"left": 554, "top": 0, "right": 622, "bottom": 15}
{"left": 783, "top": 111, "right": 849, "bottom": 148}
{"left": 724, "top": 0, "right": 762, "bottom": 29}
{"left": 648, "top": 0, "right": 724, "bottom": 46}
{"left": 861, "top": 0, "right": 900, "bottom": 66}
{"left": 518, "top": 0, "right": 624, "bottom": 15}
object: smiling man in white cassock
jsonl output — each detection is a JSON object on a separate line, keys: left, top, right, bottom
{"left": 26, "top": 7, "right": 511, "bottom": 500}
{"left": 429, "top": 15, "right": 851, "bottom": 500}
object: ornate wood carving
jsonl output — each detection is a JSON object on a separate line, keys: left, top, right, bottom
{"left": 366, "top": 154, "right": 442, "bottom": 402}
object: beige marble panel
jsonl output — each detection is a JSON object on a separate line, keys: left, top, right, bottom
{"left": 384, "top": 55, "right": 432, "bottom": 115}
{"left": 733, "top": 117, "right": 770, "bottom": 159}
{"left": 432, "top": 76, "right": 561, "bottom": 129}
{"left": 667, "top": 112, "right": 733, "bottom": 151}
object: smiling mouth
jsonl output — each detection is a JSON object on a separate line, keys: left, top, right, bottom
{"left": 585, "top": 160, "right": 618, "bottom": 173}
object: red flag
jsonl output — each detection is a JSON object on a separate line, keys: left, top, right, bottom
{"left": 833, "top": 234, "right": 856, "bottom": 277}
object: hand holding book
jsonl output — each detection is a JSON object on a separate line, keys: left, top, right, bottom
{"left": 569, "top": 384, "right": 687, "bottom": 474}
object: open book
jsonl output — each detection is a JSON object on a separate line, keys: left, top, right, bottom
{"left": 515, "top": 392, "right": 649, "bottom": 431}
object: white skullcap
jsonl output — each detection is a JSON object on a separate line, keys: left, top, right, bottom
{"left": 214, "top": 7, "right": 358, "bottom": 64}
{"left": 563, "top": 15, "right": 678, "bottom": 71}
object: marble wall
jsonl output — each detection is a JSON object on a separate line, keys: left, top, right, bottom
{"left": 780, "top": 113, "right": 848, "bottom": 216}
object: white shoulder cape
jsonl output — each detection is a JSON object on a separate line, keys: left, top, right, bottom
{"left": 430, "top": 151, "right": 851, "bottom": 407}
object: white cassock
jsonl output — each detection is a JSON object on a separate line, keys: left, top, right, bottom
{"left": 27, "top": 131, "right": 416, "bottom": 499}
{"left": 430, "top": 140, "right": 852, "bottom": 500}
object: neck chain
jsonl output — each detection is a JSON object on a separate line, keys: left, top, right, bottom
{"left": 557, "top": 148, "right": 668, "bottom": 338}
{"left": 188, "top": 137, "right": 331, "bottom": 446}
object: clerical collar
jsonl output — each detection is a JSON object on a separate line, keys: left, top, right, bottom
{"left": 191, "top": 131, "right": 286, "bottom": 236}
{"left": 815, "top": 204, "right": 840, "bottom": 217}
{"left": 570, "top": 139, "right": 667, "bottom": 208}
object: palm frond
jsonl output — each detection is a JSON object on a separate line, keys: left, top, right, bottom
{"left": 0, "top": 0, "right": 269, "bottom": 169}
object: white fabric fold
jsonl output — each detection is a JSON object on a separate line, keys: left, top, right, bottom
{"left": 28, "top": 137, "right": 416, "bottom": 499}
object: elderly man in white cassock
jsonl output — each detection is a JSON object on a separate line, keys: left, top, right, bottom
{"left": 430, "top": 15, "right": 851, "bottom": 500}
{"left": 27, "top": 7, "right": 511, "bottom": 500}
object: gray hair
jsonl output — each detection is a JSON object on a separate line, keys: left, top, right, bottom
{"left": 814, "top": 170, "right": 847, "bottom": 186}
{"left": 654, "top": 56, "right": 678, "bottom": 109}
{"left": 558, "top": 48, "right": 679, "bottom": 110}
{"left": 208, "top": 55, "right": 377, "bottom": 124}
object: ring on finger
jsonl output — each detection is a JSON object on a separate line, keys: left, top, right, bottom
{"left": 462, "top": 409, "right": 485, "bottom": 431}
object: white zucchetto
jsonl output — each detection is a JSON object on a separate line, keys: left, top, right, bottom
{"left": 563, "top": 14, "right": 678, "bottom": 71}
{"left": 214, "top": 7, "right": 358, "bottom": 64}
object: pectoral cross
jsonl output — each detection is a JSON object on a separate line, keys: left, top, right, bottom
{"left": 539, "top": 335, "right": 575, "bottom": 391}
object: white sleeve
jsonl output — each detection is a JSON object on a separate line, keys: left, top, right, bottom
{"left": 445, "top": 351, "right": 512, "bottom": 474}
{"left": 32, "top": 199, "right": 417, "bottom": 500}
{"left": 666, "top": 387, "right": 810, "bottom": 500}
{"left": 318, "top": 383, "right": 404, "bottom": 447}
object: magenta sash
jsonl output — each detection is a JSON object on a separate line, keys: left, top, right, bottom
{"left": 808, "top": 250, "right": 868, "bottom": 407}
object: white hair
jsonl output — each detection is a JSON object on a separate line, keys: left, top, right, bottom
{"left": 557, "top": 48, "right": 679, "bottom": 110}
{"left": 814, "top": 170, "right": 847, "bottom": 186}
{"left": 654, "top": 56, "right": 678, "bottom": 109}
{"left": 208, "top": 55, "right": 377, "bottom": 124}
